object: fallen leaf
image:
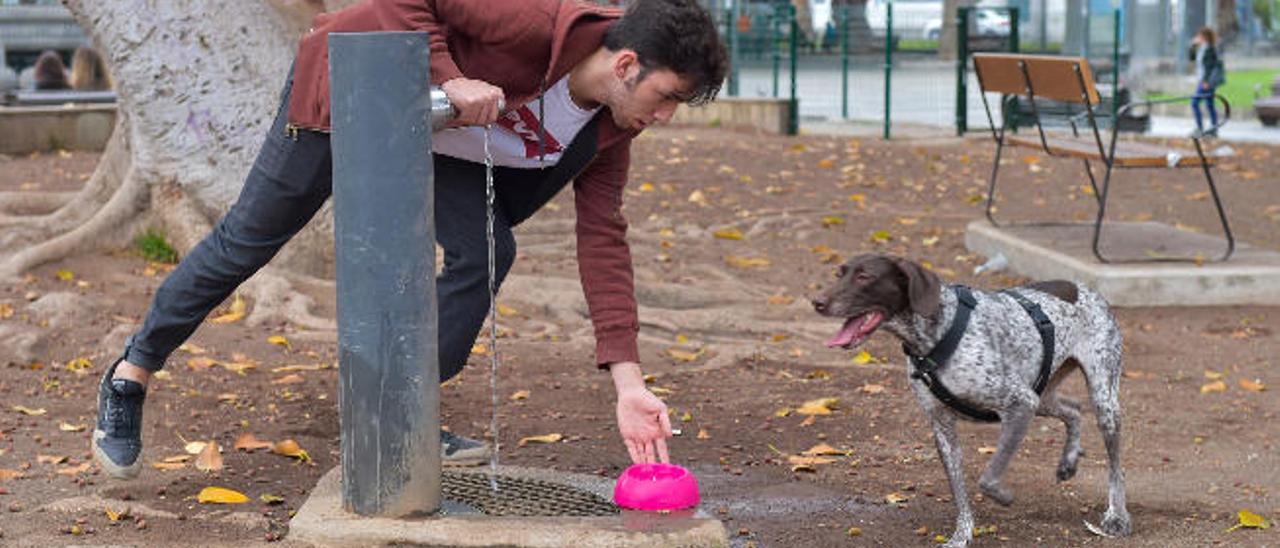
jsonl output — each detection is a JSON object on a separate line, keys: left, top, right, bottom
{"left": 59, "top": 422, "right": 87, "bottom": 432}
{"left": 509, "top": 390, "right": 531, "bottom": 401}
{"left": 471, "top": 343, "right": 488, "bottom": 355}
{"left": 57, "top": 462, "right": 91, "bottom": 476}
{"left": 666, "top": 347, "right": 706, "bottom": 362}
{"left": 184, "top": 441, "right": 208, "bottom": 455}
{"left": 696, "top": 429, "right": 710, "bottom": 439}
{"left": 518, "top": 433, "right": 563, "bottom": 447}
{"left": 267, "top": 335, "right": 291, "bottom": 350}
{"left": 713, "top": 228, "right": 744, "bottom": 240}
{"left": 774, "top": 408, "right": 792, "bottom": 418}
{"left": 272, "top": 363, "right": 331, "bottom": 373}
{"left": 221, "top": 354, "right": 258, "bottom": 375}
{"left": 725, "top": 255, "right": 771, "bottom": 269}
{"left": 799, "top": 415, "right": 817, "bottom": 427}
{"left": 233, "top": 433, "right": 273, "bottom": 452}
{"left": 179, "top": 343, "right": 207, "bottom": 355}
{"left": 790, "top": 463, "right": 817, "bottom": 473}
{"left": 847, "top": 526, "right": 862, "bottom": 537}
{"left": 1226, "top": 509, "right": 1270, "bottom": 531}
{"left": 638, "top": 182, "right": 655, "bottom": 192}
{"left": 152, "top": 461, "right": 185, "bottom": 471}
{"left": 884, "top": 492, "right": 909, "bottom": 504}
{"left": 497, "top": 303, "right": 519, "bottom": 317}
{"left": 271, "top": 374, "right": 305, "bottom": 385}
{"left": 162, "top": 455, "right": 192, "bottom": 463}
{"left": 196, "top": 441, "right": 223, "bottom": 472}
{"left": 767, "top": 294, "right": 795, "bottom": 306}
{"left": 1239, "top": 379, "right": 1266, "bottom": 392}
{"left": 13, "top": 405, "right": 47, "bottom": 416}
{"left": 796, "top": 397, "right": 840, "bottom": 415}
{"left": 0, "top": 469, "right": 24, "bottom": 481}
{"left": 1200, "top": 380, "right": 1227, "bottom": 394}
{"left": 851, "top": 351, "right": 875, "bottom": 365}
{"left": 1204, "top": 370, "right": 1224, "bottom": 380}
{"left": 260, "top": 494, "right": 286, "bottom": 505}
{"left": 859, "top": 383, "right": 886, "bottom": 395}
{"left": 65, "top": 357, "right": 93, "bottom": 374}
{"left": 272, "top": 439, "right": 311, "bottom": 462}
{"left": 977, "top": 446, "right": 997, "bottom": 455}
{"left": 209, "top": 293, "right": 246, "bottom": 324}
{"left": 55, "top": 269, "right": 75, "bottom": 281}
{"left": 37, "top": 454, "right": 68, "bottom": 465}
{"left": 817, "top": 158, "right": 835, "bottom": 169}
{"left": 105, "top": 506, "right": 130, "bottom": 522}
{"left": 197, "top": 486, "right": 249, "bottom": 504}
{"left": 821, "top": 216, "right": 845, "bottom": 227}
{"left": 803, "top": 443, "right": 849, "bottom": 456}
{"left": 0, "top": 303, "right": 12, "bottom": 319}
{"left": 869, "top": 229, "right": 892, "bottom": 244}
{"left": 687, "top": 190, "right": 708, "bottom": 206}
{"left": 186, "top": 357, "right": 218, "bottom": 371}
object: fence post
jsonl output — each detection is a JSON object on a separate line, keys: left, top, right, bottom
{"left": 841, "top": 5, "right": 849, "bottom": 119}
{"left": 1009, "top": 7, "right": 1020, "bottom": 52}
{"left": 789, "top": 2, "right": 799, "bottom": 135}
{"left": 1112, "top": 8, "right": 1121, "bottom": 122}
{"left": 727, "top": 5, "right": 739, "bottom": 96}
{"left": 772, "top": 5, "right": 781, "bottom": 98}
{"left": 955, "top": 7, "right": 970, "bottom": 136}
{"left": 329, "top": 31, "right": 441, "bottom": 517}
{"left": 883, "top": 0, "right": 893, "bottom": 140}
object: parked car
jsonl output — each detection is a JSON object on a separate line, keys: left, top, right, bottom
{"left": 865, "top": 0, "right": 943, "bottom": 39}
{"left": 923, "top": 8, "right": 1011, "bottom": 40}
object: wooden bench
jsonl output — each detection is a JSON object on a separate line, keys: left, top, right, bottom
{"left": 972, "top": 53, "right": 1234, "bottom": 263}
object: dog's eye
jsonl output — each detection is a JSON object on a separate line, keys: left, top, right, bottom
{"left": 854, "top": 271, "right": 874, "bottom": 284}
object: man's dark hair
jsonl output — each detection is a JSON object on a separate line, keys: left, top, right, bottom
{"left": 603, "top": 0, "right": 728, "bottom": 106}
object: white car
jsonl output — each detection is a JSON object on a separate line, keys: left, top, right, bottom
{"left": 864, "top": 0, "right": 943, "bottom": 40}
{"left": 922, "top": 8, "right": 1011, "bottom": 41}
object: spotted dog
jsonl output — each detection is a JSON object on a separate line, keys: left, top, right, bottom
{"left": 811, "top": 254, "right": 1131, "bottom": 548}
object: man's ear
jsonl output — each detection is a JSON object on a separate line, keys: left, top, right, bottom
{"left": 611, "top": 48, "right": 638, "bottom": 80}
{"left": 893, "top": 257, "right": 942, "bottom": 316}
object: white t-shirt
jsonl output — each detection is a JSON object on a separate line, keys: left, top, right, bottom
{"left": 432, "top": 75, "right": 600, "bottom": 169}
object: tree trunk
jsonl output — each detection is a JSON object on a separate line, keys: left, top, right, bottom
{"left": 938, "top": 0, "right": 975, "bottom": 60}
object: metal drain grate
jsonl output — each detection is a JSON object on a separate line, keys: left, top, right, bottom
{"left": 442, "top": 471, "right": 619, "bottom": 517}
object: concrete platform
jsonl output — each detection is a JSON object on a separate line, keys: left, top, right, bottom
{"left": 965, "top": 220, "right": 1280, "bottom": 307}
{"left": 289, "top": 466, "right": 728, "bottom": 547}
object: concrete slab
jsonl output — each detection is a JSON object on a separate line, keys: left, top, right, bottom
{"left": 965, "top": 220, "right": 1280, "bottom": 307}
{"left": 289, "top": 467, "right": 728, "bottom": 548}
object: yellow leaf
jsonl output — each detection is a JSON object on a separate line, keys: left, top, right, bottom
{"left": 13, "top": 405, "right": 47, "bottom": 416}
{"left": 184, "top": 441, "right": 208, "bottom": 455}
{"left": 509, "top": 390, "right": 530, "bottom": 401}
{"left": 154, "top": 370, "right": 172, "bottom": 380}
{"left": 0, "top": 469, "right": 24, "bottom": 481}
{"left": 186, "top": 357, "right": 218, "bottom": 371}
{"left": 1227, "top": 509, "right": 1271, "bottom": 531}
{"left": 1204, "top": 370, "right": 1224, "bottom": 380}
{"left": 666, "top": 347, "right": 706, "bottom": 362}
{"left": 234, "top": 433, "right": 273, "bottom": 452}
{"left": 37, "top": 454, "right": 68, "bottom": 464}
{"left": 725, "top": 255, "right": 771, "bottom": 269}
{"left": 788, "top": 455, "right": 837, "bottom": 466}
{"left": 696, "top": 429, "right": 710, "bottom": 439}
{"left": 1239, "top": 379, "right": 1266, "bottom": 392}
{"left": 178, "top": 343, "right": 207, "bottom": 355}
{"left": 687, "top": 190, "right": 708, "bottom": 206}
{"left": 497, "top": 303, "right": 519, "bottom": 317}
{"left": 220, "top": 355, "right": 258, "bottom": 375}
{"left": 0, "top": 302, "right": 12, "bottom": 319}
{"left": 267, "top": 335, "right": 291, "bottom": 350}
{"left": 859, "top": 383, "right": 886, "bottom": 395}
{"left": 638, "top": 182, "right": 655, "bottom": 192}
{"left": 821, "top": 216, "right": 845, "bottom": 227}
{"left": 922, "top": 236, "right": 940, "bottom": 247}
{"left": 57, "top": 463, "right": 91, "bottom": 476}
{"left": 269, "top": 373, "right": 304, "bottom": 385}
{"left": 803, "top": 443, "right": 849, "bottom": 456}
{"left": 848, "top": 193, "right": 866, "bottom": 205}
{"left": 1200, "top": 380, "right": 1227, "bottom": 393}
{"left": 713, "top": 228, "right": 744, "bottom": 240}
{"left": 105, "top": 506, "right": 129, "bottom": 522}
{"left": 272, "top": 439, "right": 311, "bottom": 462}
{"left": 977, "top": 446, "right": 997, "bottom": 455}
{"left": 869, "top": 230, "right": 892, "bottom": 244}
{"left": 518, "top": 433, "right": 563, "bottom": 447}
{"left": 774, "top": 407, "right": 792, "bottom": 418}
{"left": 163, "top": 455, "right": 192, "bottom": 463}
{"left": 767, "top": 294, "right": 795, "bottom": 306}
{"left": 896, "top": 217, "right": 919, "bottom": 226}
{"left": 55, "top": 269, "right": 75, "bottom": 281}
{"left": 209, "top": 293, "right": 246, "bottom": 324}
{"left": 260, "top": 494, "right": 286, "bottom": 505}
{"left": 851, "top": 351, "right": 874, "bottom": 365}
{"left": 847, "top": 526, "right": 862, "bottom": 537}
{"left": 796, "top": 397, "right": 839, "bottom": 415}
{"left": 817, "top": 158, "right": 835, "bottom": 169}
{"left": 884, "top": 492, "right": 909, "bottom": 504}
{"left": 675, "top": 334, "right": 690, "bottom": 344}
{"left": 59, "top": 422, "right": 86, "bottom": 432}
{"left": 272, "top": 363, "right": 331, "bottom": 373}
{"left": 680, "top": 411, "right": 693, "bottom": 422}
{"left": 471, "top": 343, "right": 488, "bottom": 355}
{"left": 66, "top": 357, "right": 93, "bottom": 374}
{"left": 196, "top": 441, "right": 223, "bottom": 472}
{"left": 197, "top": 486, "right": 250, "bottom": 504}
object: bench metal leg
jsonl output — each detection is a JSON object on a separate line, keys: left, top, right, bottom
{"left": 984, "top": 138, "right": 1007, "bottom": 226}
{"left": 1091, "top": 138, "right": 1234, "bottom": 263}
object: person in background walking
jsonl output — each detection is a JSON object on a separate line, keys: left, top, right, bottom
{"left": 69, "top": 46, "right": 114, "bottom": 91}
{"left": 1190, "top": 26, "right": 1225, "bottom": 137}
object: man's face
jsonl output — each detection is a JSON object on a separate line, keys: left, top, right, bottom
{"left": 606, "top": 57, "right": 691, "bottom": 131}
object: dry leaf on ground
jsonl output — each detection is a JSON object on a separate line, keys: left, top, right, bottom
{"left": 195, "top": 441, "right": 223, "bottom": 472}
{"left": 796, "top": 397, "right": 839, "bottom": 415}
{"left": 518, "top": 433, "right": 563, "bottom": 447}
{"left": 197, "top": 486, "right": 249, "bottom": 504}
{"left": 233, "top": 433, "right": 273, "bottom": 452}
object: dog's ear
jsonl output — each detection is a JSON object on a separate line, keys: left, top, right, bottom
{"left": 893, "top": 258, "right": 942, "bottom": 316}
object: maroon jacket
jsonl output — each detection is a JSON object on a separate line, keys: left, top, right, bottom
{"left": 289, "top": 0, "right": 642, "bottom": 366}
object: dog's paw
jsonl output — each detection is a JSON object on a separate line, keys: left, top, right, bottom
{"left": 1056, "top": 451, "right": 1083, "bottom": 481}
{"left": 1101, "top": 511, "right": 1132, "bottom": 537}
{"left": 979, "top": 479, "right": 1015, "bottom": 506}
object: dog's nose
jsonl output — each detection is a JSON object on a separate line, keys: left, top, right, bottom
{"left": 812, "top": 298, "right": 828, "bottom": 314}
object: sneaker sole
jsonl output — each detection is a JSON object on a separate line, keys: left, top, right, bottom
{"left": 92, "top": 429, "right": 141, "bottom": 479}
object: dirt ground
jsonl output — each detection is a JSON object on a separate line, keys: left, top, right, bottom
{"left": 0, "top": 126, "right": 1277, "bottom": 547}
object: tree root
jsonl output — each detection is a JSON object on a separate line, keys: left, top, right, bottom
{"left": 0, "top": 191, "right": 79, "bottom": 217}
{"left": 241, "top": 269, "right": 335, "bottom": 331}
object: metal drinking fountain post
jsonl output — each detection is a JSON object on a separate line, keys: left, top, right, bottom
{"left": 328, "top": 31, "right": 454, "bottom": 517}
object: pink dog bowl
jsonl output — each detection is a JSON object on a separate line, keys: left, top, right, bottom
{"left": 613, "top": 463, "right": 700, "bottom": 511}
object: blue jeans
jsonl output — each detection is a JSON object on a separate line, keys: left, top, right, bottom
{"left": 1191, "top": 83, "right": 1218, "bottom": 131}
{"left": 124, "top": 68, "right": 597, "bottom": 383}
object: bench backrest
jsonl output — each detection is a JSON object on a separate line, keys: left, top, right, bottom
{"left": 973, "top": 53, "right": 1101, "bottom": 106}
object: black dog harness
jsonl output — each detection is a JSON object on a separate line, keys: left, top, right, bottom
{"left": 904, "top": 286, "right": 1056, "bottom": 423}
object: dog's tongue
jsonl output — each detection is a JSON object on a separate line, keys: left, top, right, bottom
{"left": 825, "top": 312, "right": 884, "bottom": 348}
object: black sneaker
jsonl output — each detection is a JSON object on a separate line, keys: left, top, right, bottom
{"left": 93, "top": 358, "right": 146, "bottom": 479}
{"left": 441, "top": 430, "right": 490, "bottom": 467}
